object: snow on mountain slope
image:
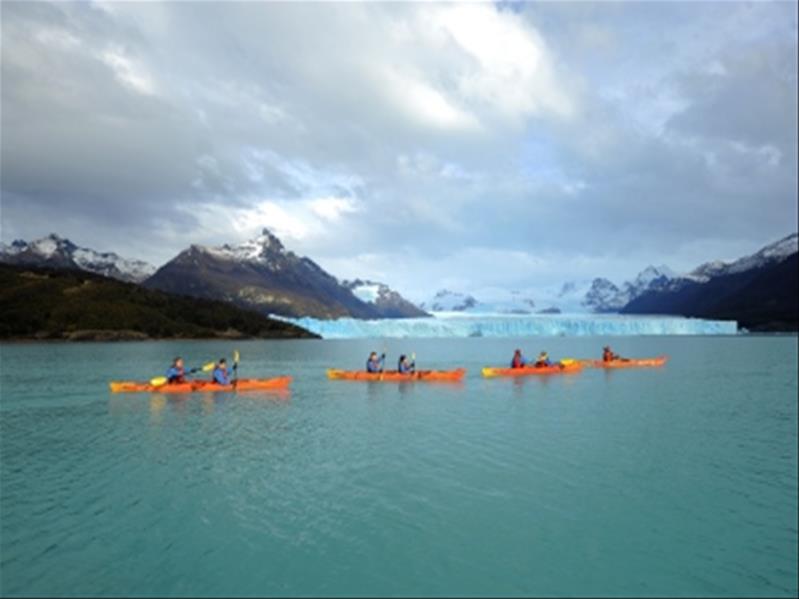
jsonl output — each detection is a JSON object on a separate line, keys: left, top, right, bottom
{"left": 419, "top": 289, "right": 480, "bottom": 312}
{"left": 348, "top": 281, "right": 381, "bottom": 304}
{"left": 688, "top": 233, "right": 798, "bottom": 281}
{"left": 342, "top": 279, "right": 428, "bottom": 318}
{"left": 0, "top": 234, "right": 155, "bottom": 283}
{"left": 202, "top": 228, "right": 288, "bottom": 266}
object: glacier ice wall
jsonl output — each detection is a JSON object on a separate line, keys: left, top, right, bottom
{"left": 276, "top": 312, "right": 738, "bottom": 339}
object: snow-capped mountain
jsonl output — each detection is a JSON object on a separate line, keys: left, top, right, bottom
{"left": 0, "top": 233, "right": 155, "bottom": 283}
{"left": 420, "top": 288, "right": 552, "bottom": 314}
{"left": 419, "top": 289, "right": 480, "bottom": 312}
{"left": 623, "top": 233, "right": 797, "bottom": 331}
{"left": 476, "top": 290, "right": 537, "bottom": 314}
{"left": 581, "top": 265, "right": 677, "bottom": 312}
{"left": 144, "top": 228, "right": 407, "bottom": 320}
{"left": 687, "top": 233, "right": 798, "bottom": 282}
{"left": 341, "top": 279, "right": 428, "bottom": 318}
{"left": 582, "top": 278, "right": 625, "bottom": 312}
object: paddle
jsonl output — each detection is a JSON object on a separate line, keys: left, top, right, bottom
{"left": 150, "top": 362, "right": 215, "bottom": 387}
{"left": 232, "top": 350, "right": 240, "bottom": 387}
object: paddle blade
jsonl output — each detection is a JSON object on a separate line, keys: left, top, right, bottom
{"left": 150, "top": 376, "right": 167, "bottom": 387}
{"left": 234, "top": 350, "right": 240, "bottom": 364}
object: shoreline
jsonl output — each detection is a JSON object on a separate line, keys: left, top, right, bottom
{"left": 0, "top": 329, "right": 320, "bottom": 343}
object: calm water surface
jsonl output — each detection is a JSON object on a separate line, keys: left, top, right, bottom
{"left": 1, "top": 336, "right": 797, "bottom": 597}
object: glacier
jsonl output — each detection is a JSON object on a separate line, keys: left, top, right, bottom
{"left": 276, "top": 312, "right": 738, "bottom": 339}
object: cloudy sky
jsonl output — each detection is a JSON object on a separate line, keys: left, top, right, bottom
{"left": 1, "top": 1, "right": 796, "bottom": 300}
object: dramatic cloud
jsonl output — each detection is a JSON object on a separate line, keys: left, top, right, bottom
{"left": 1, "top": 1, "right": 796, "bottom": 299}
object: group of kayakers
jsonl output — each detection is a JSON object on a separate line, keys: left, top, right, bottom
{"left": 166, "top": 357, "right": 235, "bottom": 385}
{"left": 366, "top": 351, "right": 416, "bottom": 374}
{"left": 160, "top": 346, "right": 627, "bottom": 383}
{"left": 510, "top": 349, "right": 553, "bottom": 368}
{"left": 362, "top": 345, "right": 627, "bottom": 374}
{"left": 508, "top": 345, "right": 624, "bottom": 369}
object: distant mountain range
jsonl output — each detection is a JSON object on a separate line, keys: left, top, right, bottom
{"left": 418, "top": 289, "right": 556, "bottom": 314}
{"left": 623, "top": 234, "right": 798, "bottom": 331}
{"left": 1, "top": 230, "right": 425, "bottom": 321}
{"left": 3, "top": 230, "right": 795, "bottom": 330}
{"left": 0, "top": 234, "right": 155, "bottom": 283}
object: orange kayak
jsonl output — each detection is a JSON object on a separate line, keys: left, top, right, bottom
{"left": 109, "top": 376, "right": 292, "bottom": 393}
{"left": 581, "top": 356, "right": 668, "bottom": 369}
{"left": 326, "top": 368, "right": 466, "bottom": 382}
{"left": 482, "top": 363, "right": 582, "bottom": 378}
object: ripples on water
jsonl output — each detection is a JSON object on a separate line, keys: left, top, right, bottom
{"left": 1, "top": 336, "right": 797, "bottom": 596}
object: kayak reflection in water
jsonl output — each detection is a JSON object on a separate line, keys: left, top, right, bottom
{"left": 166, "top": 357, "right": 188, "bottom": 384}
{"left": 366, "top": 352, "right": 385, "bottom": 373}
{"left": 510, "top": 349, "right": 528, "bottom": 369}
{"left": 534, "top": 351, "right": 553, "bottom": 367}
{"left": 398, "top": 354, "right": 416, "bottom": 374}
{"left": 212, "top": 358, "right": 232, "bottom": 385}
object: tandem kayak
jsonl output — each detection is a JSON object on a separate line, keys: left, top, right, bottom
{"left": 581, "top": 356, "right": 668, "bottom": 369}
{"left": 326, "top": 368, "right": 466, "bottom": 382}
{"left": 481, "top": 363, "right": 582, "bottom": 378}
{"left": 109, "top": 376, "right": 292, "bottom": 393}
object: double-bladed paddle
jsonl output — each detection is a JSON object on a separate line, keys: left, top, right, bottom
{"left": 150, "top": 361, "right": 215, "bottom": 387}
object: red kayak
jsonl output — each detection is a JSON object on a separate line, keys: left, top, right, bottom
{"left": 109, "top": 376, "right": 292, "bottom": 393}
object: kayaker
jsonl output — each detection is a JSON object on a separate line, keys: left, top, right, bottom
{"left": 366, "top": 352, "right": 385, "bottom": 373}
{"left": 510, "top": 349, "right": 527, "bottom": 369}
{"left": 602, "top": 345, "right": 621, "bottom": 362}
{"left": 166, "top": 357, "right": 188, "bottom": 384}
{"left": 398, "top": 354, "right": 415, "bottom": 374}
{"left": 534, "top": 351, "right": 553, "bottom": 367}
{"left": 212, "top": 358, "right": 232, "bottom": 385}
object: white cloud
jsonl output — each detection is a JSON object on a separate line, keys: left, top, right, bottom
{"left": 2, "top": 1, "right": 795, "bottom": 299}
{"left": 428, "top": 4, "right": 575, "bottom": 121}
{"left": 380, "top": 68, "right": 480, "bottom": 131}
{"left": 35, "top": 27, "right": 81, "bottom": 49}
{"left": 309, "top": 197, "right": 360, "bottom": 221}
{"left": 100, "top": 47, "right": 156, "bottom": 95}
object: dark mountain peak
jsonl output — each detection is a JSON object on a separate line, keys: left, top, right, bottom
{"left": 255, "top": 227, "right": 285, "bottom": 253}
{"left": 146, "top": 230, "right": 381, "bottom": 319}
{"left": 189, "top": 229, "right": 289, "bottom": 265}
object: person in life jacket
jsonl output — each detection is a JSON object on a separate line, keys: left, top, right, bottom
{"left": 510, "top": 349, "right": 527, "bottom": 369}
{"left": 534, "top": 351, "right": 553, "bottom": 367}
{"left": 212, "top": 358, "right": 232, "bottom": 385}
{"left": 602, "top": 345, "right": 621, "bottom": 362}
{"left": 398, "top": 354, "right": 415, "bottom": 374}
{"left": 166, "top": 357, "right": 188, "bottom": 384}
{"left": 366, "top": 352, "right": 385, "bottom": 373}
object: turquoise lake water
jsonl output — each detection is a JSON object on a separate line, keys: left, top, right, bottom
{"left": 1, "top": 335, "right": 797, "bottom": 597}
